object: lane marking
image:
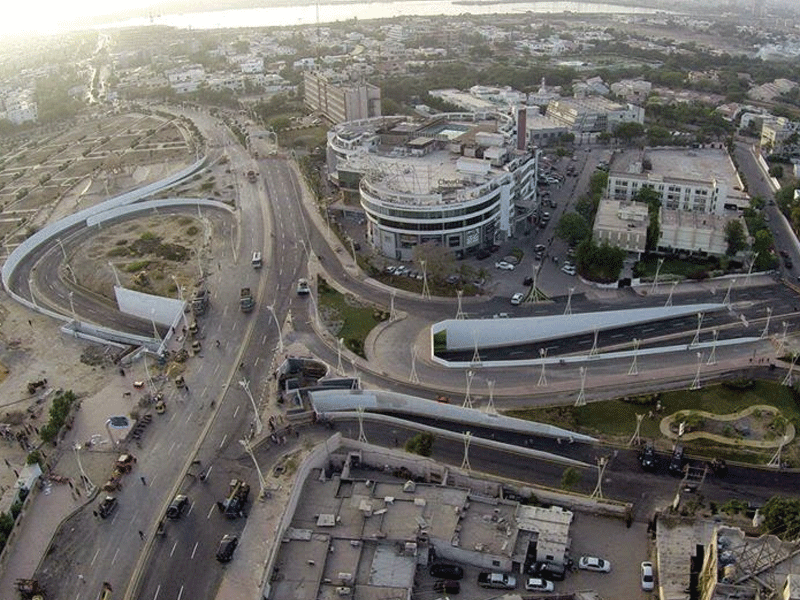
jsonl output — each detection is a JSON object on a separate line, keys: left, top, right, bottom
{"left": 177, "top": 586, "right": 184, "bottom": 600}
{"left": 111, "top": 548, "right": 120, "bottom": 565}
{"left": 91, "top": 548, "right": 100, "bottom": 565}
{"left": 233, "top": 405, "right": 240, "bottom": 418}
{"left": 219, "top": 434, "right": 227, "bottom": 449}
{"left": 170, "top": 541, "right": 178, "bottom": 557}
{"left": 190, "top": 541, "right": 199, "bottom": 559}
{"left": 153, "top": 584, "right": 160, "bottom": 600}
{"left": 207, "top": 503, "right": 216, "bottom": 519}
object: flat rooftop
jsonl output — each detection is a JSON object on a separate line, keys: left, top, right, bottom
{"left": 612, "top": 148, "right": 740, "bottom": 187}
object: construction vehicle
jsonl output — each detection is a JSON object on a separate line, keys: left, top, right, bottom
{"left": 115, "top": 454, "right": 137, "bottom": 473}
{"left": 98, "top": 495, "right": 118, "bottom": 519}
{"left": 27, "top": 379, "right": 47, "bottom": 395}
{"left": 191, "top": 287, "right": 209, "bottom": 316}
{"left": 15, "top": 578, "right": 45, "bottom": 600}
{"left": 240, "top": 288, "right": 255, "bottom": 313}
{"left": 217, "top": 478, "right": 250, "bottom": 518}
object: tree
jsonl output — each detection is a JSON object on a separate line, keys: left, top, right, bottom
{"left": 404, "top": 432, "right": 434, "bottom": 456}
{"left": 561, "top": 467, "right": 580, "bottom": 490}
{"left": 577, "top": 238, "right": 627, "bottom": 283}
{"left": 724, "top": 219, "right": 748, "bottom": 256}
{"left": 556, "top": 212, "right": 590, "bottom": 246}
{"left": 761, "top": 496, "right": 800, "bottom": 540}
{"left": 634, "top": 187, "right": 661, "bottom": 253}
{"left": 412, "top": 241, "right": 455, "bottom": 283}
{"left": 613, "top": 122, "right": 645, "bottom": 144}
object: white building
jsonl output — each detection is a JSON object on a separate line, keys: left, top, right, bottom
{"left": 609, "top": 79, "right": 652, "bottom": 103}
{"left": 165, "top": 64, "right": 205, "bottom": 94}
{"left": 593, "top": 199, "right": 649, "bottom": 256}
{"left": 545, "top": 97, "right": 644, "bottom": 143}
{"left": 304, "top": 71, "right": 381, "bottom": 124}
{"left": 1, "top": 90, "right": 38, "bottom": 125}
{"left": 605, "top": 148, "right": 748, "bottom": 256}
{"left": 761, "top": 116, "right": 799, "bottom": 154}
{"left": 326, "top": 113, "right": 539, "bottom": 260}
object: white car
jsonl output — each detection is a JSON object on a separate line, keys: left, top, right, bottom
{"left": 510, "top": 292, "right": 524, "bottom": 305}
{"left": 525, "top": 578, "right": 554, "bottom": 592}
{"left": 495, "top": 261, "right": 515, "bottom": 271}
{"left": 561, "top": 264, "right": 577, "bottom": 276}
{"left": 578, "top": 556, "right": 611, "bottom": 573}
{"left": 641, "top": 561, "right": 654, "bottom": 591}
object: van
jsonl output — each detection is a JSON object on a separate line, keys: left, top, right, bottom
{"left": 251, "top": 252, "right": 262, "bottom": 268}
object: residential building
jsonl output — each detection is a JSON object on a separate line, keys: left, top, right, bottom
{"left": 303, "top": 71, "right": 381, "bottom": 124}
{"left": 761, "top": 116, "right": 799, "bottom": 154}
{"left": 164, "top": 64, "right": 205, "bottom": 94}
{"left": 545, "top": 97, "right": 644, "bottom": 143}
{"left": 609, "top": 79, "right": 652, "bottom": 103}
{"left": 1, "top": 90, "right": 38, "bottom": 125}
{"left": 593, "top": 199, "right": 649, "bottom": 257}
{"left": 326, "top": 112, "right": 539, "bottom": 260}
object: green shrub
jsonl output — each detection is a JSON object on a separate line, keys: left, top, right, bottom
{"left": 125, "top": 260, "right": 150, "bottom": 272}
{"left": 404, "top": 432, "right": 434, "bottom": 456}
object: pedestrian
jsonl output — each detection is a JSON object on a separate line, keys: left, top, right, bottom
{"left": 4, "top": 458, "right": 9, "bottom": 467}
{"left": 93, "top": 510, "right": 98, "bottom": 518}
{"left": 138, "top": 530, "right": 144, "bottom": 540}
{"left": 140, "top": 476, "right": 146, "bottom": 485}
{"left": 28, "top": 319, "right": 32, "bottom": 327}
{"left": 215, "top": 339, "right": 220, "bottom": 348}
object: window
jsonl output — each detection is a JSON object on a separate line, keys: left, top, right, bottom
{"left": 492, "top": 560, "right": 501, "bottom": 567}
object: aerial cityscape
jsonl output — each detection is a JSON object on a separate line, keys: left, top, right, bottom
{"left": 1, "top": 1, "right": 800, "bottom": 600}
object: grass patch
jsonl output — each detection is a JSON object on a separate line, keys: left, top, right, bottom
{"left": 317, "top": 276, "right": 388, "bottom": 358}
{"left": 506, "top": 380, "right": 800, "bottom": 458}
{"left": 633, "top": 255, "right": 721, "bottom": 279}
{"left": 125, "top": 260, "right": 151, "bottom": 272}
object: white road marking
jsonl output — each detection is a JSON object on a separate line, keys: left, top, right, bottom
{"left": 170, "top": 541, "right": 178, "bottom": 557}
{"left": 91, "top": 548, "right": 100, "bottom": 565}
{"left": 254, "top": 357, "right": 260, "bottom": 367}
{"left": 219, "top": 434, "right": 227, "bottom": 448}
{"left": 177, "top": 586, "right": 185, "bottom": 600}
{"left": 233, "top": 405, "right": 240, "bottom": 418}
{"left": 190, "top": 541, "right": 199, "bottom": 559}
{"left": 187, "top": 501, "right": 194, "bottom": 516}
{"left": 207, "top": 503, "right": 216, "bottom": 520}
{"left": 111, "top": 548, "right": 120, "bottom": 565}
{"left": 153, "top": 584, "right": 161, "bottom": 600}
{"left": 169, "top": 441, "right": 176, "bottom": 454}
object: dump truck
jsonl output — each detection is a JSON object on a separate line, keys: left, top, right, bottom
{"left": 240, "top": 288, "right": 255, "bottom": 312}
{"left": 217, "top": 478, "right": 250, "bottom": 518}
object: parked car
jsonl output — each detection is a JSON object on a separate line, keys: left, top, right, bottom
{"left": 578, "top": 556, "right": 611, "bottom": 573}
{"left": 476, "top": 248, "right": 491, "bottom": 260}
{"left": 495, "top": 261, "right": 515, "bottom": 271}
{"left": 641, "top": 561, "right": 655, "bottom": 591}
{"left": 216, "top": 534, "right": 238, "bottom": 563}
{"left": 561, "top": 264, "right": 577, "bottom": 276}
{"left": 534, "top": 244, "right": 546, "bottom": 253}
{"left": 433, "top": 579, "right": 461, "bottom": 594}
{"left": 525, "top": 577, "right": 554, "bottom": 592}
{"left": 166, "top": 494, "right": 189, "bottom": 519}
{"left": 528, "top": 561, "right": 566, "bottom": 581}
{"left": 669, "top": 444, "right": 685, "bottom": 475}
{"left": 429, "top": 564, "right": 464, "bottom": 580}
{"left": 523, "top": 276, "right": 534, "bottom": 286}
{"left": 510, "top": 292, "right": 525, "bottom": 305}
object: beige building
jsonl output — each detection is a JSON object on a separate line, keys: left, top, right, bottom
{"left": 658, "top": 209, "right": 734, "bottom": 256}
{"left": 545, "top": 96, "right": 644, "bottom": 142}
{"left": 593, "top": 199, "right": 649, "bottom": 256}
{"left": 303, "top": 71, "right": 381, "bottom": 124}
{"left": 761, "top": 116, "right": 798, "bottom": 154}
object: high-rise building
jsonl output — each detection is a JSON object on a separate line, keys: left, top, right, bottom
{"left": 304, "top": 71, "right": 381, "bottom": 124}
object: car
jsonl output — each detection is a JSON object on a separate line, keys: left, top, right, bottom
{"left": 133, "top": 380, "right": 145, "bottom": 389}
{"left": 541, "top": 211, "right": 551, "bottom": 221}
{"left": 640, "top": 442, "right": 657, "bottom": 470}
{"left": 780, "top": 250, "right": 790, "bottom": 258}
{"left": 785, "top": 258, "right": 793, "bottom": 269}
{"left": 528, "top": 561, "right": 566, "bottom": 581}
{"left": 523, "top": 276, "right": 534, "bottom": 286}
{"left": 98, "top": 495, "right": 118, "bottom": 519}
{"left": 429, "top": 564, "right": 464, "bottom": 580}
{"left": 166, "top": 494, "right": 189, "bottom": 519}
{"left": 641, "top": 561, "right": 655, "bottom": 591}
{"left": 216, "top": 534, "right": 238, "bottom": 562}
{"left": 495, "top": 261, "right": 515, "bottom": 270}
{"left": 668, "top": 444, "right": 685, "bottom": 475}
{"left": 296, "top": 278, "right": 310, "bottom": 295}
{"left": 510, "top": 292, "right": 525, "bottom": 305}
{"left": 561, "top": 265, "right": 577, "bottom": 276}
{"left": 534, "top": 244, "right": 546, "bottom": 253}
{"left": 476, "top": 248, "right": 491, "bottom": 260}
{"left": 433, "top": 580, "right": 461, "bottom": 594}
{"left": 578, "top": 556, "right": 611, "bottom": 573}
{"left": 525, "top": 577, "right": 554, "bottom": 592}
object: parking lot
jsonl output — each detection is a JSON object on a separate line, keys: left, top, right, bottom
{"left": 413, "top": 512, "right": 654, "bottom": 599}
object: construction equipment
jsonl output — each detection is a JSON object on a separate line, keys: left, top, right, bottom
{"left": 217, "top": 478, "right": 250, "bottom": 518}
{"left": 15, "top": 578, "right": 45, "bottom": 600}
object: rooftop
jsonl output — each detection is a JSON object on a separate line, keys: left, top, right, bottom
{"left": 612, "top": 148, "right": 740, "bottom": 188}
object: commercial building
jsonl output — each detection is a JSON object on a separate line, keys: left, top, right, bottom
{"left": 303, "top": 71, "right": 382, "bottom": 124}
{"left": 592, "top": 199, "right": 649, "bottom": 256}
{"left": 545, "top": 97, "right": 644, "bottom": 142}
{"left": 326, "top": 113, "right": 539, "bottom": 260}
{"left": 604, "top": 148, "right": 747, "bottom": 255}
{"left": 761, "top": 116, "right": 799, "bottom": 154}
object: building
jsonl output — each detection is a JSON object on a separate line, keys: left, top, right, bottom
{"left": 609, "top": 79, "right": 652, "bottom": 103}
{"left": 604, "top": 148, "right": 747, "bottom": 255}
{"left": 545, "top": 97, "right": 644, "bottom": 142}
{"left": 164, "top": 64, "right": 205, "bottom": 94}
{"left": 592, "top": 199, "right": 649, "bottom": 256}
{"left": 761, "top": 116, "right": 799, "bottom": 154}
{"left": 699, "top": 526, "right": 800, "bottom": 600}
{"left": 303, "top": 71, "right": 381, "bottom": 124}
{"left": 326, "top": 113, "right": 539, "bottom": 260}
{"left": 523, "top": 110, "right": 569, "bottom": 147}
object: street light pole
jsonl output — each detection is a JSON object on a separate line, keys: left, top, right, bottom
{"left": 239, "top": 379, "right": 263, "bottom": 435}
{"left": 266, "top": 304, "right": 284, "bottom": 354}
{"left": 73, "top": 444, "right": 94, "bottom": 495}
{"left": 239, "top": 438, "right": 267, "bottom": 499}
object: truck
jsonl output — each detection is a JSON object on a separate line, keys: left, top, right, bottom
{"left": 240, "top": 288, "right": 255, "bottom": 312}
{"left": 217, "top": 478, "right": 250, "bottom": 518}
{"left": 478, "top": 572, "right": 516, "bottom": 590}
{"left": 191, "top": 287, "right": 209, "bottom": 315}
